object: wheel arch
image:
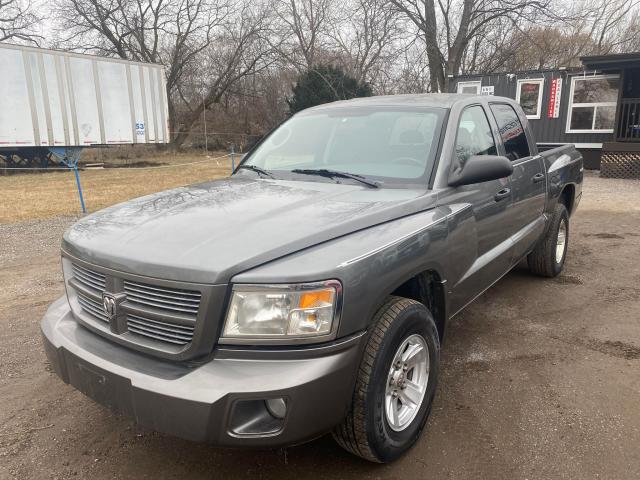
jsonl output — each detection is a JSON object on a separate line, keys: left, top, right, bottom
{"left": 389, "top": 269, "right": 447, "bottom": 341}
{"left": 558, "top": 183, "right": 576, "bottom": 216}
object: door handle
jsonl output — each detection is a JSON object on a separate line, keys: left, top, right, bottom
{"left": 494, "top": 187, "right": 511, "bottom": 202}
{"left": 532, "top": 172, "right": 545, "bottom": 183}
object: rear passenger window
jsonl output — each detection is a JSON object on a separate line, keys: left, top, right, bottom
{"left": 490, "top": 104, "right": 531, "bottom": 161}
{"left": 454, "top": 105, "right": 497, "bottom": 169}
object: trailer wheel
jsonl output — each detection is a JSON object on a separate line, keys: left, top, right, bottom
{"left": 528, "top": 203, "right": 569, "bottom": 277}
{"left": 332, "top": 296, "right": 439, "bottom": 463}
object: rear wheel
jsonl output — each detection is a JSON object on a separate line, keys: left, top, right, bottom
{"left": 528, "top": 202, "right": 569, "bottom": 277}
{"left": 333, "top": 296, "right": 440, "bottom": 463}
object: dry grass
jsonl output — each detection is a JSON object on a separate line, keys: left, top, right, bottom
{"left": 0, "top": 152, "right": 235, "bottom": 223}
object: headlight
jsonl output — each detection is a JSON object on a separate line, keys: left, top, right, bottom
{"left": 220, "top": 281, "right": 341, "bottom": 344}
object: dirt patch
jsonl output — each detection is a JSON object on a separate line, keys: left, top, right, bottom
{"left": 553, "top": 274, "right": 583, "bottom": 285}
{"left": 586, "top": 340, "right": 640, "bottom": 360}
{"left": 584, "top": 232, "right": 625, "bottom": 239}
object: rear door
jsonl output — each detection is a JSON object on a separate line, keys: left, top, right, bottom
{"left": 489, "top": 103, "right": 546, "bottom": 261}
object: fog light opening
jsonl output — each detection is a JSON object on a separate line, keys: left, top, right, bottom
{"left": 265, "top": 398, "right": 287, "bottom": 419}
{"left": 228, "top": 399, "right": 285, "bottom": 436}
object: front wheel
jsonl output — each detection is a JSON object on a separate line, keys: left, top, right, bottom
{"left": 332, "top": 296, "right": 440, "bottom": 463}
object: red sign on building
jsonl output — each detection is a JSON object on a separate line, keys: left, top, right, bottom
{"left": 547, "top": 78, "right": 562, "bottom": 119}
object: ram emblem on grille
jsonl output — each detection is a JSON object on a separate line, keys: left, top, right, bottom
{"left": 101, "top": 292, "right": 128, "bottom": 334}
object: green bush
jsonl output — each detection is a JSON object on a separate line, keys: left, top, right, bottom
{"left": 288, "top": 65, "right": 372, "bottom": 114}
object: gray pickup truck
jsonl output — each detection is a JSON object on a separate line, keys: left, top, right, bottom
{"left": 42, "top": 94, "right": 583, "bottom": 463}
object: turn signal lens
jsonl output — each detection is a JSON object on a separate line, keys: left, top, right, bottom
{"left": 299, "top": 289, "right": 333, "bottom": 308}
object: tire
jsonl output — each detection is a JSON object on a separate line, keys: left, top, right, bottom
{"left": 528, "top": 202, "right": 569, "bottom": 277}
{"left": 333, "top": 296, "right": 440, "bottom": 463}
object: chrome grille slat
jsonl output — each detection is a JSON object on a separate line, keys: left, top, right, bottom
{"left": 123, "top": 284, "right": 201, "bottom": 305}
{"left": 124, "top": 296, "right": 199, "bottom": 314}
{"left": 72, "top": 265, "right": 106, "bottom": 291}
{"left": 127, "top": 316, "right": 193, "bottom": 345}
{"left": 127, "top": 314, "right": 195, "bottom": 334}
{"left": 123, "top": 280, "right": 201, "bottom": 316}
{"left": 72, "top": 263, "right": 106, "bottom": 281}
{"left": 127, "top": 326, "right": 190, "bottom": 345}
{"left": 123, "top": 280, "right": 201, "bottom": 298}
{"left": 128, "top": 320, "right": 193, "bottom": 341}
{"left": 77, "top": 293, "right": 108, "bottom": 322}
{"left": 127, "top": 323, "right": 192, "bottom": 342}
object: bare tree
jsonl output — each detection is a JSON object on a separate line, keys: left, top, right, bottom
{"left": 388, "top": 0, "right": 560, "bottom": 91}
{"left": 330, "top": 0, "right": 404, "bottom": 86}
{"left": 170, "top": 0, "right": 278, "bottom": 146}
{"left": 477, "top": 0, "right": 640, "bottom": 72}
{"left": 584, "top": 0, "right": 640, "bottom": 53}
{"left": 0, "top": 0, "right": 41, "bottom": 44}
{"left": 273, "top": 0, "right": 334, "bottom": 72}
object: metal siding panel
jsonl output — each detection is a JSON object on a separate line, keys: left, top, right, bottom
{"left": 64, "top": 55, "right": 81, "bottom": 145}
{"left": 156, "top": 68, "right": 168, "bottom": 143}
{"left": 92, "top": 60, "right": 106, "bottom": 144}
{"left": 138, "top": 66, "right": 150, "bottom": 143}
{"left": 44, "top": 54, "right": 68, "bottom": 145}
{"left": 22, "top": 50, "right": 41, "bottom": 146}
{"left": 97, "top": 61, "right": 133, "bottom": 144}
{"left": 125, "top": 65, "right": 137, "bottom": 143}
{"left": 36, "top": 52, "right": 55, "bottom": 145}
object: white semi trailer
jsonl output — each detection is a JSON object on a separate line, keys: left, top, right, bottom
{"left": 0, "top": 42, "right": 169, "bottom": 151}
{"left": 0, "top": 42, "right": 170, "bottom": 212}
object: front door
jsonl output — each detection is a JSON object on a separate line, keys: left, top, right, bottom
{"left": 445, "top": 104, "right": 515, "bottom": 314}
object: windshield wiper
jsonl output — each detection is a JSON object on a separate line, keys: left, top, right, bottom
{"left": 290, "top": 168, "right": 380, "bottom": 188}
{"left": 235, "top": 164, "right": 275, "bottom": 179}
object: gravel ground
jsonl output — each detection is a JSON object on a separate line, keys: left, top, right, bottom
{"left": 1, "top": 172, "right": 639, "bottom": 479}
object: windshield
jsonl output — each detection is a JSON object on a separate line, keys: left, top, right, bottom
{"left": 240, "top": 106, "right": 446, "bottom": 185}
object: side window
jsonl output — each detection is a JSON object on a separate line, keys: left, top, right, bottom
{"left": 454, "top": 105, "right": 497, "bottom": 169}
{"left": 490, "top": 104, "right": 531, "bottom": 161}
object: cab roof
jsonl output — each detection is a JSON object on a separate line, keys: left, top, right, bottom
{"left": 304, "top": 93, "right": 500, "bottom": 112}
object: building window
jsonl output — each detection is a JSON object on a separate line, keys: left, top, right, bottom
{"left": 457, "top": 81, "right": 481, "bottom": 94}
{"left": 516, "top": 79, "right": 544, "bottom": 119}
{"left": 566, "top": 75, "right": 619, "bottom": 133}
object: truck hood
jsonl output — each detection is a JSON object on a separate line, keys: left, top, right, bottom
{"left": 63, "top": 176, "right": 438, "bottom": 284}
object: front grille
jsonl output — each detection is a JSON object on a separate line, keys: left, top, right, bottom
{"left": 127, "top": 314, "right": 195, "bottom": 345}
{"left": 123, "top": 280, "right": 200, "bottom": 317}
{"left": 69, "top": 262, "right": 201, "bottom": 348}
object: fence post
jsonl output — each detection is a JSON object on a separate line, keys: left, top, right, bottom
{"left": 73, "top": 163, "right": 87, "bottom": 214}
{"left": 49, "top": 147, "right": 87, "bottom": 214}
{"left": 230, "top": 144, "right": 236, "bottom": 173}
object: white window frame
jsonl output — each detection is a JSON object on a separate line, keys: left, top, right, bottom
{"left": 457, "top": 81, "right": 481, "bottom": 94}
{"left": 565, "top": 74, "right": 619, "bottom": 134}
{"left": 515, "top": 78, "right": 545, "bottom": 120}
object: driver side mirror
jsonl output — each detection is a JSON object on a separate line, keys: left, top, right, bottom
{"left": 448, "top": 155, "right": 513, "bottom": 187}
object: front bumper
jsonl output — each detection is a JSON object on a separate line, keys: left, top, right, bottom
{"left": 41, "top": 296, "right": 364, "bottom": 447}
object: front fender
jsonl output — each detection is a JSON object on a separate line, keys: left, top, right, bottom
{"left": 232, "top": 205, "right": 469, "bottom": 337}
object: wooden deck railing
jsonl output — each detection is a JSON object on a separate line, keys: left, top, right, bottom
{"left": 616, "top": 98, "right": 640, "bottom": 142}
